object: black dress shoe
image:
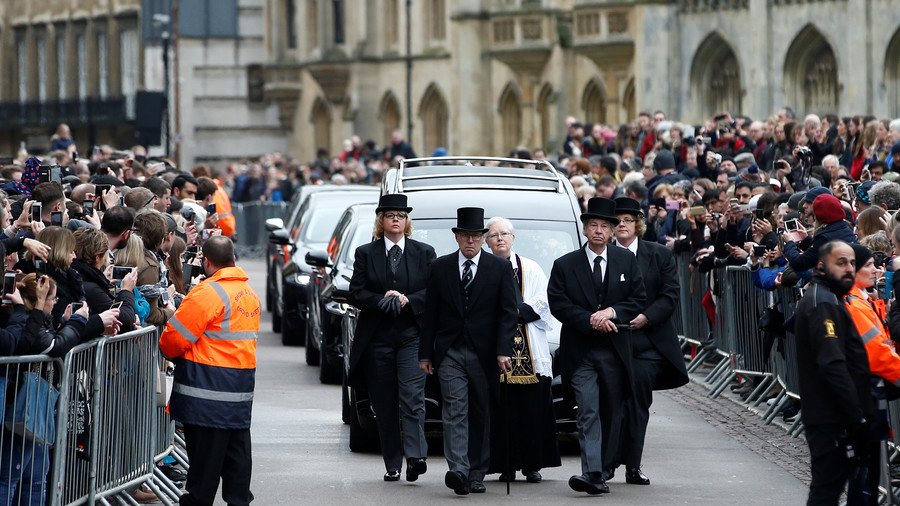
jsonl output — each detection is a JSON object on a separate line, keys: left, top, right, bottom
{"left": 602, "top": 468, "right": 616, "bottom": 481}
{"left": 445, "top": 470, "right": 469, "bottom": 495}
{"left": 524, "top": 471, "right": 542, "bottom": 483}
{"left": 625, "top": 468, "right": 650, "bottom": 485}
{"left": 384, "top": 469, "right": 400, "bottom": 482}
{"left": 406, "top": 458, "right": 427, "bottom": 482}
{"left": 498, "top": 471, "right": 516, "bottom": 482}
{"left": 568, "top": 473, "right": 609, "bottom": 495}
{"left": 469, "top": 480, "right": 486, "bottom": 493}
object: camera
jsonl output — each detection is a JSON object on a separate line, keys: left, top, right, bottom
{"left": 181, "top": 207, "right": 196, "bottom": 222}
{"left": 112, "top": 266, "right": 134, "bottom": 280}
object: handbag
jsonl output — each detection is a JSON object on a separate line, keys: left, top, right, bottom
{"left": 4, "top": 370, "right": 60, "bottom": 446}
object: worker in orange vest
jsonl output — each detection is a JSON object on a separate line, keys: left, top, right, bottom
{"left": 160, "top": 236, "right": 260, "bottom": 506}
{"left": 843, "top": 244, "right": 899, "bottom": 505}
{"left": 195, "top": 176, "right": 236, "bottom": 238}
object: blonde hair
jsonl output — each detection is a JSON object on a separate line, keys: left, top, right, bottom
{"left": 113, "top": 234, "right": 146, "bottom": 268}
{"left": 373, "top": 212, "right": 413, "bottom": 239}
{"left": 37, "top": 226, "right": 76, "bottom": 269}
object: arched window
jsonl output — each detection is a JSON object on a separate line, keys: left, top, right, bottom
{"left": 537, "top": 84, "right": 554, "bottom": 151}
{"left": 419, "top": 84, "right": 449, "bottom": 155}
{"left": 690, "top": 32, "right": 742, "bottom": 117}
{"left": 310, "top": 98, "right": 332, "bottom": 154}
{"left": 379, "top": 91, "right": 402, "bottom": 145}
{"left": 885, "top": 29, "right": 900, "bottom": 117}
{"left": 784, "top": 25, "right": 839, "bottom": 115}
{"left": 498, "top": 84, "right": 522, "bottom": 152}
{"left": 581, "top": 80, "right": 606, "bottom": 124}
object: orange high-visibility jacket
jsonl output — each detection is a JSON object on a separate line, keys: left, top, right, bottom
{"left": 160, "top": 266, "right": 260, "bottom": 428}
{"left": 213, "top": 179, "right": 236, "bottom": 237}
{"left": 844, "top": 285, "right": 900, "bottom": 386}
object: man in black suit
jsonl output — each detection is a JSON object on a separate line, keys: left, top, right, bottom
{"left": 349, "top": 193, "right": 436, "bottom": 482}
{"left": 419, "top": 207, "right": 518, "bottom": 496}
{"left": 610, "top": 197, "right": 689, "bottom": 485}
{"left": 548, "top": 197, "right": 647, "bottom": 496}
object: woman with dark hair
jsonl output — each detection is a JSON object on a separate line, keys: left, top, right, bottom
{"left": 166, "top": 235, "right": 187, "bottom": 296}
{"left": 71, "top": 226, "right": 138, "bottom": 332}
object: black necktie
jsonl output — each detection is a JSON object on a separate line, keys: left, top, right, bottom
{"left": 388, "top": 245, "right": 402, "bottom": 274}
{"left": 593, "top": 256, "right": 604, "bottom": 295}
{"left": 461, "top": 259, "right": 474, "bottom": 291}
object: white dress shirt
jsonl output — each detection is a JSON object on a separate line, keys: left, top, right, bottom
{"left": 458, "top": 250, "right": 482, "bottom": 279}
{"left": 385, "top": 236, "right": 406, "bottom": 254}
{"left": 618, "top": 238, "right": 639, "bottom": 257}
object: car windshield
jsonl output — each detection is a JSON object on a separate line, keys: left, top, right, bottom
{"left": 339, "top": 221, "right": 376, "bottom": 266}
{"left": 410, "top": 219, "right": 580, "bottom": 275}
{"left": 301, "top": 205, "right": 351, "bottom": 244}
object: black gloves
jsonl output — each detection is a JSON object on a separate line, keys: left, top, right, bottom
{"left": 378, "top": 296, "right": 402, "bottom": 317}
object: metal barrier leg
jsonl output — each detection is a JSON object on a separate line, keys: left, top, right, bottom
{"left": 746, "top": 376, "right": 773, "bottom": 404}
{"left": 704, "top": 356, "right": 731, "bottom": 385}
{"left": 153, "top": 467, "right": 183, "bottom": 498}
{"left": 686, "top": 349, "right": 711, "bottom": 373}
{"left": 786, "top": 416, "right": 803, "bottom": 436}
{"left": 753, "top": 382, "right": 780, "bottom": 408}
{"left": 882, "top": 440, "right": 895, "bottom": 506}
{"left": 709, "top": 371, "right": 738, "bottom": 399}
{"left": 144, "top": 478, "right": 176, "bottom": 506}
{"left": 115, "top": 491, "right": 142, "bottom": 506}
{"left": 764, "top": 393, "right": 789, "bottom": 424}
{"left": 171, "top": 447, "right": 190, "bottom": 470}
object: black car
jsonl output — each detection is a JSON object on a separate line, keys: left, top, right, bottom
{"left": 304, "top": 203, "right": 377, "bottom": 385}
{"left": 267, "top": 187, "right": 378, "bottom": 349}
{"left": 339, "top": 156, "right": 583, "bottom": 450}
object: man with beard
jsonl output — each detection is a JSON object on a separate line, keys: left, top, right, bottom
{"left": 795, "top": 240, "right": 874, "bottom": 505}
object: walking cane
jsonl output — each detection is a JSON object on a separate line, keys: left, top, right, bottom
{"left": 502, "top": 372, "right": 510, "bottom": 495}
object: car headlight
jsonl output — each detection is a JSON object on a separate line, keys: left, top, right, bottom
{"left": 288, "top": 273, "right": 311, "bottom": 285}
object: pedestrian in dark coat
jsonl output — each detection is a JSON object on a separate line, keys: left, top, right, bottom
{"left": 418, "top": 207, "right": 518, "bottom": 496}
{"left": 548, "top": 197, "right": 646, "bottom": 496}
{"left": 609, "top": 197, "right": 688, "bottom": 485}
{"left": 348, "top": 194, "right": 435, "bottom": 482}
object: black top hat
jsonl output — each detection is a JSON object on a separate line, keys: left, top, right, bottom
{"left": 614, "top": 197, "right": 643, "bottom": 216}
{"left": 376, "top": 193, "right": 412, "bottom": 214}
{"left": 580, "top": 197, "right": 620, "bottom": 226}
{"left": 452, "top": 207, "right": 489, "bottom": 234}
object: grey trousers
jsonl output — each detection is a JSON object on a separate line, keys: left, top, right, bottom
{"left": 438, "top": 344, "right": 491, "bottom": 482}
{"left": 570, "top": 346, "right": 626, "bottom": 474}
{"left": 365, "top": 336, "right": 428, "bottom": 471}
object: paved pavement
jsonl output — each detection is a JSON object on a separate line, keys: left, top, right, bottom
{"left": 216, "top": 259, "right": 810, "bottom": 504}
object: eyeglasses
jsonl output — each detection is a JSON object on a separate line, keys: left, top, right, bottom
{"left": 619, "top": 218, "right": 636, "bottom": 224}
{"left": 486, "top": 232, "right": 513, "bottom": 241}
{"left": 383, "top": 212, "right": 408, "bottom": 220}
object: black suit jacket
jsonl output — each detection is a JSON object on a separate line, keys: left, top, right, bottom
{"left": 548, "top": 245, "right": 647, "bottom": 396}
{"left": 348, "top": 237, "right": 436, "bottom": 387}
{"left": 632, "top": 240, "right": 689, "bottom": 390}
{"left": 419, "top": 250, "right": 518, "bottom": 392}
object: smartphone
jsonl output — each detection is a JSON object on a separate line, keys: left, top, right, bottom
{"left": 34, "top": 259, "right": 46, "bottom": 274}
{"left": 95, "top": 184, "right": 111, "bottom": 212}
{"left": 112, "top": 266, "right": 134, "bottom": 280}
{"left": 785, "top": 219, "right": 799, "bottom": 231}
{"left": 161, "top": 291, "right": 172, "bottom": 304}
{"left": 3, "top": 272, "right": 15, "bottom": 295}
{"left": 110, "top": 301, "right": 123, "bottom": 311}
{"left": 82, "top": 200, "right": 94, "bottom": 217}
{"left": 207, "top": 203, "right": 216, "bottom": 214}
{"left": 689, "top": 206, "right": 706, "bottom": 217}
{"left": 181, "top": 207, "right": 196, "bottom": 222}
{"left": 31, "top": 202, "right": 42, "bottom": 222}
{"left": 70, "top": 302, "right": 84, "bottom": 313}
{"left": 665, "top": 200, "right": 680, "bottom": 212}
{"left": 729, "top": 197, "right": 739, "bottom": 206}
{"left": 38, "top": 165, "right": 51, "bottom": 183}
{"left": 50, "top": 166, "right": 62, "bottom": 183}
{"left": 183, "top": 263, "right": 196, "bottom": 289}
{"left": 753, "top": 245, "right": 767, "bottom": 257}
{"left": 117, "top": 196, "right": 125, "bottom": 207}
{"left": 50, "top": 211, "right": 63, "bottom": 226}
{"left": 753, "top": 209, "right": 766, "bottom": 220}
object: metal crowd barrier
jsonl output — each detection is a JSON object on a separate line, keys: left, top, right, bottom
{"left": 0, "top": 325, "right": 191, "bottom": 506}
{"left": 0, "top": 355, "right": 64, "bottom": 506}
{"left": 233, "top": 201, "right": 289, "bottom": 258}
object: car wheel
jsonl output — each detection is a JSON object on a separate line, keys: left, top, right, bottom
{"left": 281, "top": 310, "right": 304, "bottom": 346}
{"left": 341, "top": 371, "right": 351, "bottom": 425}
{"left": 319, "top": 352, "right": 341, "bottom": 384}
{"left": 348, "top": 392, "right": 380, "bottom": 453}
{"left": 305, "top": 317, "right": 320, "bottom": 366}
{"left": 272, "top": 297, "right": 282, "bottom": 334}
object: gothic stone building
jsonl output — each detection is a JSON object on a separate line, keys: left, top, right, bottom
{"left": 259, "top": 0, "right": 899, "bottom": 161}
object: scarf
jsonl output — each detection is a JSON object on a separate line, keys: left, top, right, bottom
{"left": 503, "top": 254, "right": 538, "bottom": 385}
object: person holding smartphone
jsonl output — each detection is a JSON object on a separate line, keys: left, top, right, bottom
{"left": 72, "top": 227, "right": 138, "bottom": 332}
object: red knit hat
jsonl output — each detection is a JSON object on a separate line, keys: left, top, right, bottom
{"left": 812, "top": 194, "right": 845, "bottom": 224}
